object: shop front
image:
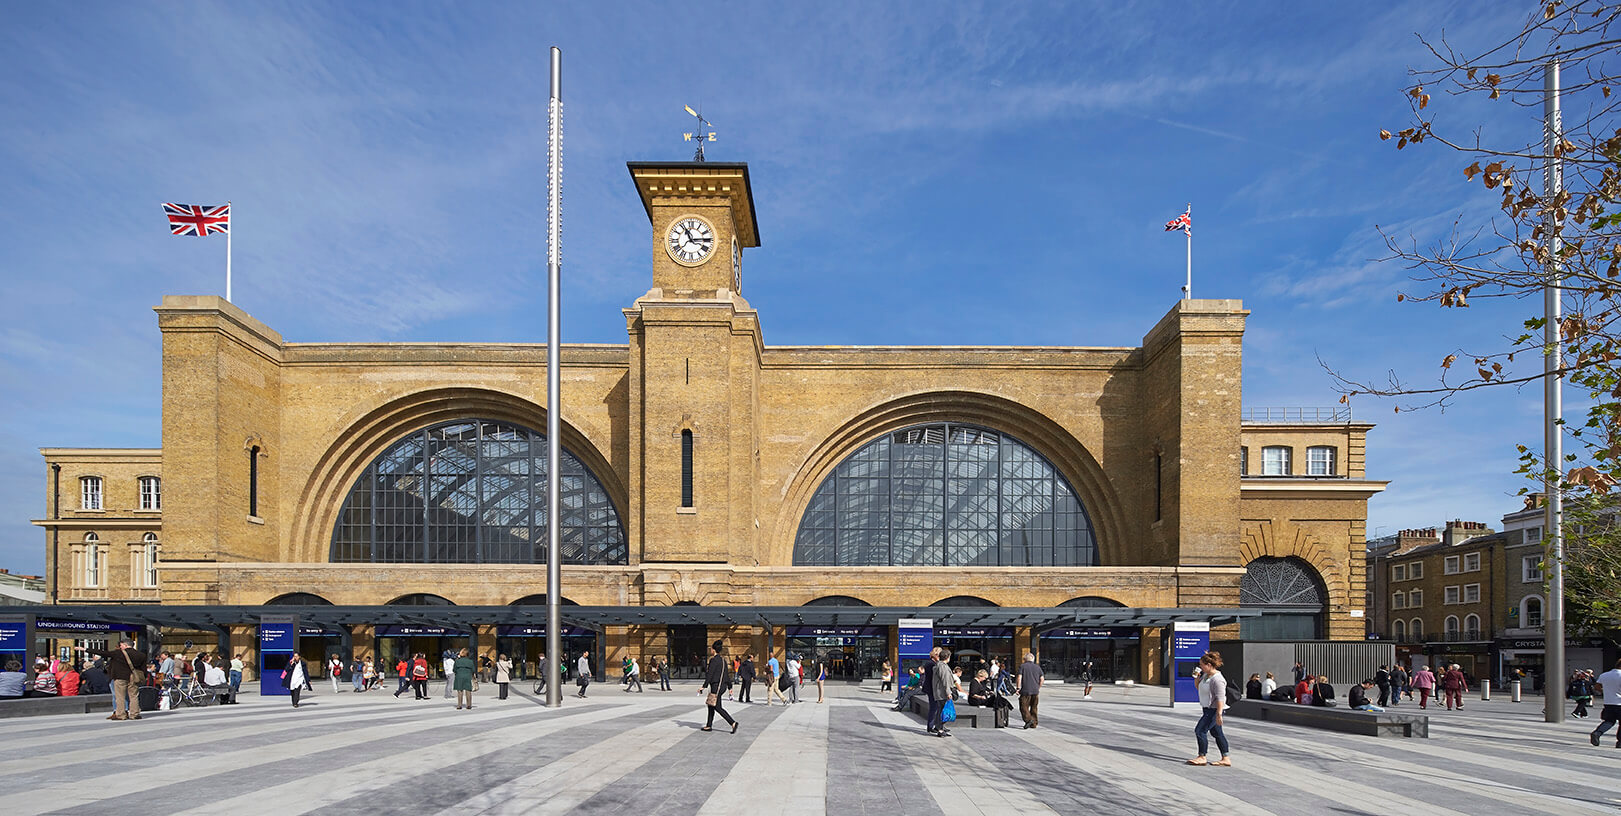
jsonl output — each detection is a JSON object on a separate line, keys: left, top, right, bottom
{"left": 496, "top": 624, "right": 598, "bottom": 680}
{"left": 934, "top": 627, "right": 1013, "bottom": 680}
{"left": 784, "top": 626, "right": 889, "bottom": 680}
{"left": 1495, "top": 634, "right": 1616, "bottom": 691}
{"left": 1424, "top": 641, "right": 1492, "bottom": 686}
{"left": 375, "top": 625, "right": 471, "bottom": 679}
{"left": 1038, "top": 627, "right": 1139, "bottom": 684}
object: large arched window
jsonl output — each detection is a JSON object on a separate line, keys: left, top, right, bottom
{"left": 792, "top": 422, "right": 1097, "bottom": 567}
{"left": 1059, "top": 596, "right": 1125, "bottom": 608}
{"left": 1239, "top": 556, "right": 1327, "bottom": 640}
{"left": 267, "top": 593, "right": 334, "bottom": 605}
{"left": 330, "top": 419, "right": 625, "bottom": 564}
{"left": 804, "top": 595, "right": 872, "bottom": 606}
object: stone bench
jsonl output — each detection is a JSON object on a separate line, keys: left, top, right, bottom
{"left": 906, "top": 692, "right": 994, "bottom": 728}
{"left": 1226, "top": 699, "right": 1428, "bottom": 738}
{"left": 0, "top": 694, "right": 115, "bottom": 719}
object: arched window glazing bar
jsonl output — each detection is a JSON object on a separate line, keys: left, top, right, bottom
{"left": 330, "top": 418, "right": 627, "bottom": 565}
{"left": 793, "top": 422, "right": 1098, "bottom": 567}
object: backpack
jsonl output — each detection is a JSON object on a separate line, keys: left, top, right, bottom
{"left": 778, "top": 672, "right": 792, "bottom": 691}
{"left": 1225, "top": 682, "right": 1242, "bottom": 706}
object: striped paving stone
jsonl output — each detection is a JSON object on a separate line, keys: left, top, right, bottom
{"left": 6, "top": 681, "right": 1618, "bottom": 815}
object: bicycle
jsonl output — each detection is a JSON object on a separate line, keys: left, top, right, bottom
{"left": 165, "top": 679, "right": 222, "bottom": 708}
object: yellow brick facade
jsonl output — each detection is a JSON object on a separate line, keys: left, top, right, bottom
{"left": 35, "top": 160, "right": 1385, "bottom": 680}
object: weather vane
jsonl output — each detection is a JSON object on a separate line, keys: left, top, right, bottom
{"left": 683, "top": 105, "right": 716, "bottom": 161}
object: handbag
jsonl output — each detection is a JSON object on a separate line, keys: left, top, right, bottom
{"left": 121, "top": 649, "right": 146, "bottom": 685}
{"left": 942, "top": 700, "right": 957, "bottom": 723}
{"left": 706, "top": 692, "right": 719, "bottom": 706}
{"left": 778, "top": 673, "right": 791, "bottom": 691}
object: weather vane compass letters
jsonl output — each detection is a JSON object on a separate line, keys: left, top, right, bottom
{"left": 683, "top": 105, "right": 716, "bottom": 162}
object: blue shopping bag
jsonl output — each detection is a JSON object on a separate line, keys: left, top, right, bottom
{"left": 941, "top": 699, "right": 957, "bottom": 723}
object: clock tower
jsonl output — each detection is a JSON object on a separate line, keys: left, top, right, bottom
{"left": 623, "top": 162, "right": 763, "bottom": 567}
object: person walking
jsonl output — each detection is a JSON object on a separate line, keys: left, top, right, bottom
{"left": 452, "top": 648, "right": 476, "bottom": 710}
{"left": 738, "top": 654, "right": 754, "bottom": 703}
{"left": 393, "top": 656, "right": 411, "bottom": 697}
{"left": 1186, "top": 650, "right": 1232, "bottom": 767}
{"left": 930, "top": 648, "right": 957, "bottom": 738}
{"left": 1016, "top": 650, "right": 1044, "bottom": 729}
{"left": 575, "top": 651, "right": 592, "bottom": 698}
{"left": 1441, "top": 664, "right": 1468, "bottom": 711}
{"left": 1390, "top": 664, "right": 1408, "bottom": 706}
{"left": 284, "top": 653, "right": 309, "bottom": 708}
{"left": 494, "top": 653, "right": 512, "bottom": 700}
{"left": 921, "top": 646, "right": 945, "bottom": 736}
{"left": 624, "top": 656, "right": 643, "bottom": 693}
{"left": 1412, "top": 665, "right": 1436, "bottom": 709}
{"left": 1570, "top": 669, "right": 1594, "bottom": 718}
{"left": 765, "top": 653, "right": 789, "bottom": 706}
{"left": 815, "top": 659, "right": 828, "bottom": 703}
{"left": 534, "top": 652, "right": 549, "bottom": 695}
{"left": 86, "top": 640, "right": 147, "bottom": 720}
{"left": 701, "top": 640, "right": 739, "bottom": 733}
{"left": 412, "top": 653, "right": 430, "bottom": 700}
{"left": 328, "top": 653, "right": 344, "bottom": 694}
{"left": 880, "top": 659, "right": 894, "bottom": 693}
{"left": 1588, "top": 658, "right": 1621, "bottom": 747}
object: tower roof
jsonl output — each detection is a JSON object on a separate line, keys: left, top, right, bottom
{"left": 627, "top": 161, "right": 760, "bottom": 248}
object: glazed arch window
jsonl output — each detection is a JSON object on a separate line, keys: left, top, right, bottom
{"left": 1463, "top": 613, "right": 1481, "bottom": 638}
{"left": 791, "top": 422, "right": 1097, "bottom": 567}
{"left": 1305, "top": 446, "right": 1336, "bottom": 476}
{"left": 1409, "top": 617, "right": 1423, "bottom": 639}
{"left": 1260, "top": 446, "right": 1291, "bottom": 476}
{"left": 1523, "top": 595, "right": 1544, "bottom": 627}
{"left": 248, "top": 446, "right": 260, "bottom": 517}
{"left": 1444, "top": 615, "right": 1459, "bottom": 638}
{"left": 140, "top": 532, "right": 160, "bottom": 588}
{"left": 1392, "top": 619, "right": 1406, "bottom": 641}
{"left": 81, "top": 476, "right": 103, "bottom": 510}
{"left": 138, "top": 476, "right": 161, "bottom": 511}
{"left": 83, "top": 532, "right": 102, "bottom": 587}
{"left": 330, "top": 418, "right": 627, "bottom": 565}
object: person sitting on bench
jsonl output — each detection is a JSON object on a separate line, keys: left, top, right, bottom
{"left": 1348, "top": 679, "right": 1384, "bottom": 712}
{"left": 1310, "top": 676, "right": 1337, "bottom": 707}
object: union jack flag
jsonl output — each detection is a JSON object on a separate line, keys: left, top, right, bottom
{"left": 1164, "top": 208, "right": 1191, "bottom": 236}
{"left": 163, "top": 203, "right": 230, "bottom": 237}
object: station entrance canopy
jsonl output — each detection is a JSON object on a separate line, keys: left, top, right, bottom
{"left": 0, "top": 605, "right": 1259, "bottom": 634}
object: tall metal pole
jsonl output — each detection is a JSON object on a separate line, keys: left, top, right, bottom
{"left": 1542, "top": 59, "right": 1566, "bottom": 724}
{"left": 1184, "top": 203, "right": 1192, "bottom": 300}
{"left": 545, "top": 46, "right": 563, "bottom": 709}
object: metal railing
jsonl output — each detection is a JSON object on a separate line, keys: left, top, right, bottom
{"left": 1241, "top": 407, "right": 1352, "bottom": 424}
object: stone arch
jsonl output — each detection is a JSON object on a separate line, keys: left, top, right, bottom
{"left": 768, "top": 390, "right": 1127, "bottom": 566}
{"left": 289, "top": 386, "right": 623, "bottom": 563}
{"left": 508, "top": 594, "right": 579, "bottom": 606}
{"left": 1059, "top": 596, "right": 1126, "bottom": 608}
{"left": 266, "top": 592, "right": 334, "bottom": 605}
{"left": 931, "top": 595, "right": 999, "bottom": 607}
{"left": 387, "top": 593, "right": 455, "bottom": 606}
{"left": 803, "top": 595, "right": 872, "bottom": 606}
{"left": 1237, "top": 520, "right": 1348, "bottom": 610}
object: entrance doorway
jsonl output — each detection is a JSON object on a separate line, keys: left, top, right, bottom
{"left": 667, "top": 624, "right": 708, "bottom": 679}
{"left": 784, "top": 627, "right": 888, "bottom": 680}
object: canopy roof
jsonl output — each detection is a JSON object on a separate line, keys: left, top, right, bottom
{"left": 3, "top": 604, "right": 1259, "bottom": 635}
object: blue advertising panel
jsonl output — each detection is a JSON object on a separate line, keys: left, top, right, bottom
{"left": 1171, "top": 622, "right": 1210, "bottom": 706}
{"left": 0, "top": 620, "right": 25, "bottom": 653}
{"left": 259, "top": 615, "right": 298, "bottom": 697}
{"left": 897, "top": 618, "right": 934, "bottom": 659}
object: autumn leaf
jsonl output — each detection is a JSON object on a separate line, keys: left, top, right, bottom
{"left": 1442, "top": 353, "right": 1457, "bottom": 369}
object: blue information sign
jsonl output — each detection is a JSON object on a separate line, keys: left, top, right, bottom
{"left": 897, "top": 618, "right": 934, "bottom": 659}
{"left": 259, "top": 615, "right": 298, "bottom": 697}
{"left": 1170, "top": 622, "right": 1210, "bottom": 706}
{"left": 0, "top": 621, "right": 25, "bottom": 653}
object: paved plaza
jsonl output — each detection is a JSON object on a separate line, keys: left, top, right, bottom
{"left": 4, "top": 681, "right": 1617, "bottom": 815}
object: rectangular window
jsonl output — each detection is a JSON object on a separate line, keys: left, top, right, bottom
{"left": 145, "top": 543, "right": 160, "bottom": 587}
{"left": 139, "top": 476, "right": 161, "bottom": 511}
{"left": 1239, "top": 446, "right": 1247, "bottom": 476}
{"left": 1526, "top": 601, "right": 1543, "bottom": 627}
{"left": 1443, "top": 555, "right": 1460, "bottom": 575}
{"left": 1410, "top": 562, "right": 1423, "bottom": 579}
{"left": 249, "top": 446, "right": 260, "bottom": 517}
{"left": 1523, "top": 527, "right": 1542, "bottom": 544}
{"left": 81, "top": 476, "right": 102, "bottom": 510}
{"left": 680, "top": 430, "right": 694, "bottom": 508}
{"left": 1444, "top": 585, "right": 1460, "bottom": 605}
{"left": 1463, "top": 583, "right": 1480, "bottom": 603}
{"left": 1306, "top": 446, "right": 1336, "bottom": 476}
{"left": 1392, "top": 564, "right": 1407, "bottom": 581}
{"left": 1392, "top": 591, "right": 1406, "bottom": 609}
{"left": 84, "top": 545, "right": 101, "bottom": 587}
{"left": 1261, "top": 446, "right": 1291, "bottom": 476}
{"left": 1462, "top": 552, "right": 1480, "bottom": 572}
{"left": 1408, "top": 589, "right": 1423, "bottom": 607}
{"left": 1522, "top": 555, "right": 1543, "bottom": 583}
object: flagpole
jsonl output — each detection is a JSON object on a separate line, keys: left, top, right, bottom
{"left": 544, "top": 45, "right": 563, "bottom": 710}
{"left": 1184, "top": 203, "right": 1191, "bottom": 300}
{"left": 226, "top": 200, "right": 233, "bottom": 303}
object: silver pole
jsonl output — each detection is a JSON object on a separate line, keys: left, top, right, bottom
{"left": 1542, "top": 59, "right": 1565, "bottom": 724}
{"left": 545, "top": 45, "right": 563, "bottom": 709}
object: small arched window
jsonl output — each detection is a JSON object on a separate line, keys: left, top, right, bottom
{"left": 1463, "top": 614, "right": 1480, "bottom": 638}
{"left": 83, "top": 532, "right": 102, "bottom": 587}
{"left": 1444, "top": 615, "right": 1460, "bottom": 637}
{"left": 1391, "top": 619, "right": 1406, "bottom": 641}
{"left": 1410, "top": 617, "right": 1423, "bottom": 639}
{"left": 1261, "top": 446, "right": 1291, "bottom": 476}
{"left": 1522, "top": 595, "right": 1544, "bottom": 628}
{"left": 141, "top": 532, "right": 160, "bottom": 588}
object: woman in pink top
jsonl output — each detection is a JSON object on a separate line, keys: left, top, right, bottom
{"left": 1411, "top": 665, "right": 1436, "bottom": 709}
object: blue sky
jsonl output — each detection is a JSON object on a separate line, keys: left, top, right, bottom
{"left": 0, "top": 1, "right": 1554, "bottom": 574}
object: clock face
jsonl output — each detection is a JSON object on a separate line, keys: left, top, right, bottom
{"left": 665, "top": 216, "right": 716, "bottom": 265}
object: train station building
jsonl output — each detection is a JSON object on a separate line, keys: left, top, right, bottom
{"left": 25, "top": 160, "right": 1387, "bottom": 684}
